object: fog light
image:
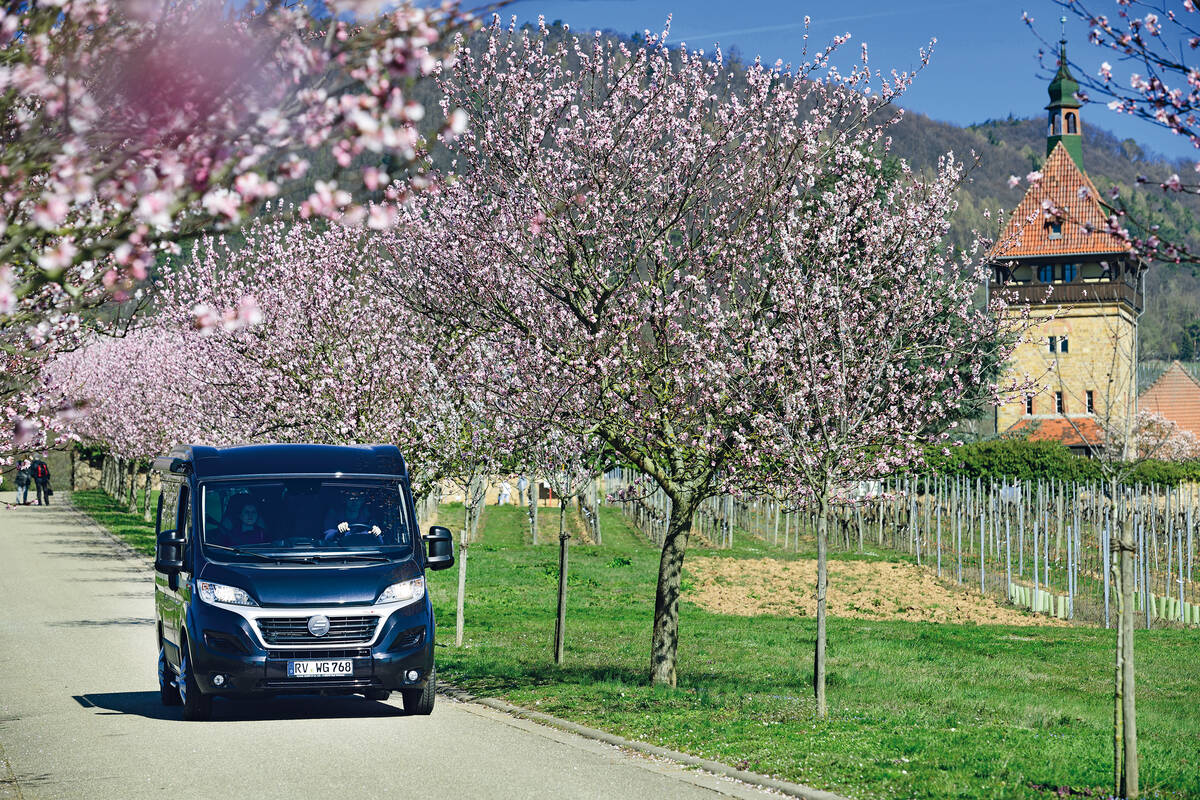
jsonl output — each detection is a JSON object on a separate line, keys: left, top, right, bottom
{"left": 406, "top": 670, "right": 419, "bottom": 682}
{"left": 212, "top": 674, "right": 226, "bottom": 687}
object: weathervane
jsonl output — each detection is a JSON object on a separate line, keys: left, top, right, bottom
{"left": 1060, "top": 15, "right": 1067, "bottom": 42}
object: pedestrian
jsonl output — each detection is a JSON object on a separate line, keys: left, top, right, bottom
{"left": 30, "top": 457, "right": 51, "bottom": 506}
{"left": 497, "top": 479, "right": 512, "bottom": 506}
{"left": 516, "top": 475, "right": 529, "bottom": 506}
{"left": 14, "top": 460, "right": 31, "bottom": 505}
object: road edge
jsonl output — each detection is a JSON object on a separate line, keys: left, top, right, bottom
{"left": 62, "top": 494, "right": 849, "bottom": 800}
{"left": 437, "top": 686, "right": 849, "bottom": 800}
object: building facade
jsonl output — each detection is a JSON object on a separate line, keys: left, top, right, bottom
{"left": 988, "top": 40, "right": 1143, "bottom": 451}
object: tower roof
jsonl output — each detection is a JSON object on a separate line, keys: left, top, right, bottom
{"left": 1047, "top": 40, "right": 1081, "bottom": 110}
{"left": 988, "top": 142, "right": 1130, "bottom": 261}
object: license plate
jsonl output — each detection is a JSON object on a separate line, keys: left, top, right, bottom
{"left": 287, "top": 659, "right": 353, "bottom": 678}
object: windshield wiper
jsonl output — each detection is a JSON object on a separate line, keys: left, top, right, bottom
{"left": 208, "top": 545, "right": 316, "bottom": 564}
{"left": 310, "top": 553, "right": 392, "bottom": 563}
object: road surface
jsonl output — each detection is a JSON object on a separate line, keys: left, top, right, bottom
{"left": 0, "top": 496, "right": 779, "bottom": 800}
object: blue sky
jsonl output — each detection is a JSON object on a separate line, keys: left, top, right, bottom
{"left": 506, "top": 0, "right": 1194, "bottom": 162}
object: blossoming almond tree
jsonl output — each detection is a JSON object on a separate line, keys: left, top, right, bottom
{"left": 745, "top": 155, "right": 1029, "bottom": 716}
{"left": 0, "top": 0, "right": 472, "bottom": 459}
{"left": 375, "top": 17, "right": 978, "bottom": 686}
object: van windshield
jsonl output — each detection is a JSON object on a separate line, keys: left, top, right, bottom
{"left": 201, "top": 478, "right": 412, "bottom": 560}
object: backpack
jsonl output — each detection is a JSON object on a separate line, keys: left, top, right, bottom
{"left": 33, "top": 462, "right": 49, "bottom": 479}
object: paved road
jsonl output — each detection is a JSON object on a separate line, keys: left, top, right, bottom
{"left": 0, "top": 495, "right": 780, "bottom": 800}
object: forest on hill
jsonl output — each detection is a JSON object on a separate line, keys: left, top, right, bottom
{"left": 887, "top": 109, "right": 1200, "bottom": 360}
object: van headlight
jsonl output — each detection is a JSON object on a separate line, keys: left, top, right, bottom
{"left": 198, "top": 580, "right": 259, "bottom": 607}
{"left": 376, "top": 576, "right": 425, "bottom": 605}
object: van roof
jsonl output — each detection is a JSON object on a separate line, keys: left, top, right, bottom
{"left": 153, "top": 444, "right": 407, "bottom": 479}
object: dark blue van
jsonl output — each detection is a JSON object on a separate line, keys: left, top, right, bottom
{"left": 151, "top": 444, "right": 454, "bottom": 721}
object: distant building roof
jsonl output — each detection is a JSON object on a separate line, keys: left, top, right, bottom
{"left": 1003, "top": 416, "right": 1104, "bottom": 449}
{"left": 988, "top": 143, "right": 1130, "bottom": 261}
{"left": 1138, "top": 361, "right": 1200, "bottom": 438}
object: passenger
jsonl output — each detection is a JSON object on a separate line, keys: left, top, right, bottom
{"left": 219, "top": 495, "right": 270, "bottom": 546}
{"left": 322, "top": 491, "right": 381, "bottom": 540}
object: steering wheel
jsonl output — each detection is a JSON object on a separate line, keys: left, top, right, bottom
{"left": 327, "top": 523, "right": 376, "bottom": 541}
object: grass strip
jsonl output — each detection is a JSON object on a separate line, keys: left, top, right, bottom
{"left": 427, "top": 503, "right": 1200, "bottom": 800}
{"left": 71, "top": 489, "right": 158, "bottom": 556}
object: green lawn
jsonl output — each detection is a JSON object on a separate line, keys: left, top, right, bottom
{"left": 71, "top": 489, "right": 158, "bottom": 556}
{"left": 428, "top": 503, "right": 1200, "bottom": 800}
{"left": 72, "top": 490, "right": 1200, "bottom": 798}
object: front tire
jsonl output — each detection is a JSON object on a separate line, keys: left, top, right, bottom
{"left": 158, "top": 645, "right": 181, "bottom": 706}
{"left": 401, "top": 668, "right": 436, "bottom": 715}
{"left": 178, "top": 642, "right": 213, "bottom": 721}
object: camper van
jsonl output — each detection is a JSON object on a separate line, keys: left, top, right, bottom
{"left": 152, "top": 444, "right": 454, "bottom": 721}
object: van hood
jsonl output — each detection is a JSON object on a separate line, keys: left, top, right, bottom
{"left": 198, "top": 558, "right": 418, "bottom": 607}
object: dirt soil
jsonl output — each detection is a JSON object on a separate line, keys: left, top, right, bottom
{"left": 685, "top": 556, "right": 1067, "bottom": 626}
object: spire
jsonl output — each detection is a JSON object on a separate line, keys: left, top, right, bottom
{"left": 1046, "top": 20, "right": 1083, "bottom": 168}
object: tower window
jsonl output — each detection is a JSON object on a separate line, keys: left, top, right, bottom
{"left": 1061, "top": 263, "right": 1077, "bottom": 282}
{"left": 1038, "top": 264, "right": 1055, "bottom": 282}
{"left": 1059, "top": 336, "right": 1068, "bottom": 353}
{"left": 1025, "top": 395, "right": 1034, "bottom": 415}
{"left": 1086, "top": 390, "right": 1095, "bottom": 413}
{"left": 1055, "top": 391, "right": 1065, "bottom": 413}
{"left": 1066, "top": 112, "right": 1077, "bottom": 134}
{"left": 1049, "top": 222, "right": 1063, "bottom": 240}
{"left": 1049, "top": 335, "right": 1057, "bottom": 353}
{"left": 1050, "top": 115, "right": 1060, "bottom": 136}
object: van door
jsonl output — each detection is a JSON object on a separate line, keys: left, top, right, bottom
{"left": 155, "top": 480, "right": 181, "bottom": 665}
{"left": 175, "top": 483, "right": 195, "bottom": 653}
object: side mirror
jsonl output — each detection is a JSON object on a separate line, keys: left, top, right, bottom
{"left": 424, "top": 525, "right": 455, "bottom": 571}
{"left": 155, "top": 528, "right": 185, "bottom": 574}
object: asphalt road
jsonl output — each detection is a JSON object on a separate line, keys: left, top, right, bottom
{"left": 0, "top": 496, "right": 780, "bottom": 800}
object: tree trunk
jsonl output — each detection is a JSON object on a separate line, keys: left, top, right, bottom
{"left": 70, "top": 448, "right": 76, "bottom": 492}
{"left": 528, "top": 477, "right": 539, "bottom": 545}
{"left": 554, "top": 501, "right": 569, "bottom": 665}
{"left": 455, "top": 527, "right": 468, "bottom": 648}
{"left": 650, "top": 492, "right": 696, "bottom": 686}
{"left": 1112, "top": 545, "right": 1123, "bottom": 796}
{"left": 1119, "top": 516, "right": 1139, "bottom": 798}
{"left": 142, "top": 470, "right": 153, "bottom": 522}
{"left": 126, "top": 462, "right": 137, "bottom": 513}
{"left": 815, "top": 494, "right": 830, "bottom": 718}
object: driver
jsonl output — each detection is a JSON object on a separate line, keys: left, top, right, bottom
{"left": 322, "top": 490, "right": 382, "bottom": 541}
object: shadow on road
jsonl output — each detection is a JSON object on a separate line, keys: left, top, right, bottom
{"left": 49, "top": 617, "right": 154, "bottom": 628}
{"left": 75, "top": 691, "right": 408, "bottom": 721}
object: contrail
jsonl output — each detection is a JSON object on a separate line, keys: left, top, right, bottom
{"left": 675, "top": 1, "right": 975, "bottom": 43}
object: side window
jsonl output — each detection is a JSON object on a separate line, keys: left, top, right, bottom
{"left": 161, "top": 482, "right": 179, "bottom": 534}
{"left": 154, "top": 489, "right": 165, "bottom": 536}
{"left": 177, "top": 486, "right": 191, "bottom": 541}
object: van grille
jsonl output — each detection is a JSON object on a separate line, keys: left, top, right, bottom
{"left": 257, "top": 616, "right": 379, "bottom": 645}
{"left": 269, "top": 648, "right": 371, "bottom": 660}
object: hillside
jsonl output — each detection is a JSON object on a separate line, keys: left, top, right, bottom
{"left": 886, "top": 110, "right": 1200, "bottom": 359}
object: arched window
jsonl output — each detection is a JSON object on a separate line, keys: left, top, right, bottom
{"left": 1066, "top": 112, "right": 1077, "bottom": 134}
{"left": 1049, "top": 115, "right": 1060, "bottom": 135}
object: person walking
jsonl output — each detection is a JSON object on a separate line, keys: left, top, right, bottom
{"left": 497, "top": 479, "right": 513, "bottom": 506}
{"left": 30, "top": 458, "right": 51, "bottom": 506}
{"left": 14, "top": 460, "right": 31, "bottom": 505}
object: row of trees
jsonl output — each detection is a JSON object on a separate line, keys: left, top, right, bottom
{"left": 43, "top": 19, "right": 1030, "bottom": 718}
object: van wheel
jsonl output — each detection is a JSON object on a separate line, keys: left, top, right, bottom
{"left": 178, "top": 644, "right": 213, "bottom": 721}
{"left": 401, "top": 668, "right": 436, "bottom": 715}
{"left": 158, "top": 646, "right": 181, "bottom": 706}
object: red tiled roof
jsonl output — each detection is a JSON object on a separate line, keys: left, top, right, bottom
{"left": 988, "top": 143, "right": 1130, "bottom": 260}
{"left": 1138, "top": 361, "right": 1200, "bottom": 437}
{"left": 1003, "top": 416, "right": 1105, "bottom": 448}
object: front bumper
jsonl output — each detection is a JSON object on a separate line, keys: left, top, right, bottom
{"left": 185, "top": 597, "right": 435, "bottom": 696}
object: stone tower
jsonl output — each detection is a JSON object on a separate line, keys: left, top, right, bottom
{"left": 988, "top": 39, "right": 1144, "bottom": 452}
